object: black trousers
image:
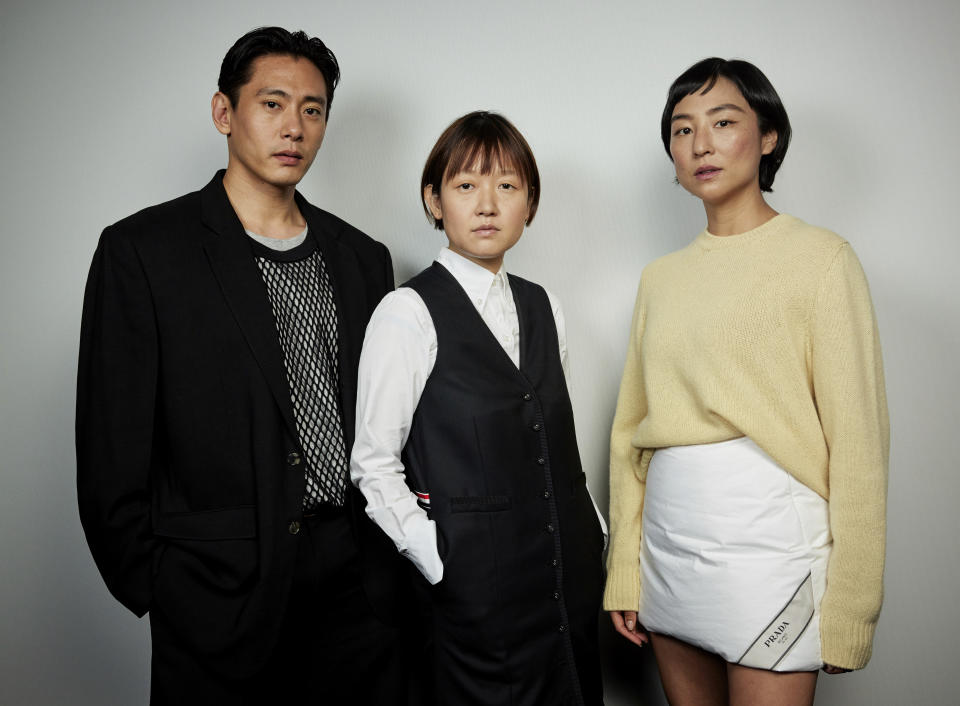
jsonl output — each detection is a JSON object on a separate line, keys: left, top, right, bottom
{"left": 150, "top": 508, "right": 405, "bottom": 705}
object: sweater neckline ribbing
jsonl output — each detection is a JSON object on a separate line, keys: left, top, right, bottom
{"left": 694, "top": 214, "right": 797, "bottom": 251}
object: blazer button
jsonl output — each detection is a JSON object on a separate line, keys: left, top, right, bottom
{"left": 536, "top": 457, "right": 546, "bottom": 466}
{"left": 545, "top": 523, "right": 554, "bottom": 534}
{"left": 552, "top": 591, "right": 561, "bottom": 601}
{"left": 522, "top": 393, "right": 532, "bottom": 401}
{"left": 288, "top": 520, "right": 301, "bottom": 535}
{"left": 551, "top": 558, "right": 559, "bottom": 567}
{"left": 558, "top": 624, "right": 567, "bottom": 633}
{"left": 287, "top": 452, "right": 302, "bottom": 466}
{"left": 543, "top": 490, "right": 551, "bottom": 499}
{"left": 532, "top": 423, "right": 542, "bottom": 432}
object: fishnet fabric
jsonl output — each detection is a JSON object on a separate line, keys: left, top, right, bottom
{"left": 256, "top": 249, "right": 347, "bottom": 507}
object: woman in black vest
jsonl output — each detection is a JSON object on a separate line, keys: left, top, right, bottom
{"left": 350, "top": 111, "right": 607, "bottom": 705}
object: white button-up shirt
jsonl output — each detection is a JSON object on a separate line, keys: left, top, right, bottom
{"left": 350, "top": 248, "right": 607, "bottom": 584}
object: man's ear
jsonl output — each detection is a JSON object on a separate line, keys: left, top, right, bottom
{"left": 212, "top": 92, "right": 233, "bottom": 137}
{"left": 423, "top": 185, "right": 442, "bottom": 221}
{"left": 761, "top": 130, "right": 778, "bottom": 156}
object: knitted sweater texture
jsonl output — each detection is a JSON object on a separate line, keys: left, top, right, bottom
{"left": 603, "top": 214, "right": 889, "bottom": 670}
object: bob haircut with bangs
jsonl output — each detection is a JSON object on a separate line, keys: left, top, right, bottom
{"left": 661, "top": 58, "right": 791, "bottom": 192}
{"left": 421, "top": 111, "right": 541, "bottom": 231}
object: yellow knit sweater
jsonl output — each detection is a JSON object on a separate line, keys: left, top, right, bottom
{"left": 604, "top": 214, "right": 889, "bottom": 670}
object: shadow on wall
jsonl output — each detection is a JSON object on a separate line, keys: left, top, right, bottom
{"left": 763, "top": 106, "right": 877, "bottom": 237}
{"left": 301, "top": 86, "right": 434, "bottom": 283}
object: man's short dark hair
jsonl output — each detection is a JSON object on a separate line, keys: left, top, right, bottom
{"left": 218, "top": 27, "right": 341, "bottom": 116}
{"left": 421, "top": 111, "right": 541, "bottom": 231}
{"left": 661, "top": 58, "right": 791, "bottom": 192}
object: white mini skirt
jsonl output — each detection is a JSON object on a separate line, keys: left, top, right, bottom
{"left": 638, "top": 437, "right": 831, "bottom": 672}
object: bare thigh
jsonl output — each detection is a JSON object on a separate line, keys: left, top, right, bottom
{"left": 727, "top": 663, "right": 818, "bottom": 706}
{"left": 650, "top": 632, "right": 728, "bottom": 706}
{"left": 649, "top": 632, "right": 819, "bottom": 706}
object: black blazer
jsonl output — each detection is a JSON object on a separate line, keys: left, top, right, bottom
{"left": 76, "top": 171, "right": 402, "bottom": 677}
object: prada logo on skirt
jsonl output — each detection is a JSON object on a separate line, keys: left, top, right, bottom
{"left": 737, "top": 572, "right": 815, "bottom": 670}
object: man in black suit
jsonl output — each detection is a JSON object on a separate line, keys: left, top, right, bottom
{"left": 76, "top": 27, "right": 405, "bottom": 704}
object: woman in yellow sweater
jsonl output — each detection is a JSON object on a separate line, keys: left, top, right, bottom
{"left": 604, "top": 58, "right": 889, "bottom": 705}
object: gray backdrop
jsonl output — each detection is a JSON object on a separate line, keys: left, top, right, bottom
{"left": 1, "top": 0, "right": 957, "bottom": 704}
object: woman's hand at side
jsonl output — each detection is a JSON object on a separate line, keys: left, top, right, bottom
{"left": 609, "top": 610, "right": 649, "bottom": 647}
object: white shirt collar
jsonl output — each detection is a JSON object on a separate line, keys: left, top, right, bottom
{"left": 436, "top": 247, "right": 508, "bottom": 312}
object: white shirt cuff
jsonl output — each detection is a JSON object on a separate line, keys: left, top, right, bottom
{"left": 401, "top": 515, "right": 444, "bottom": 585}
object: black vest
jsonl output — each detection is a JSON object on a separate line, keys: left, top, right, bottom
{"left": 403, "top": 263, "right": 604, "bottom": 706}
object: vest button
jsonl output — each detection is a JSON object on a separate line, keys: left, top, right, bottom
{"left": 522, "top": 393, "right": 532, "bottom": 401}
{"left": 552, "top": 591, "right": 561, "bottom": 601}
{"left": 288, "top": 520, "right": 301, "bottom": 535}
{"left": 545, "top": 523, "right": 554, "bottom": 533}
{"left": 537, "top": 457, "right": 546, "bottom": 466}
{"left": 543, "top": 490, "right": 551, "bottom": 499}
{"left": 532, "top": 423, "right": 542, "bottom": 431}
{"left": 558, "top": 624, "right": 567, "bottom": 633}
{"left": 286, "top": 452, "right": 302, "bottom": 466}
{"left": 551, "top": 559, "right": 558, "bottom": 567}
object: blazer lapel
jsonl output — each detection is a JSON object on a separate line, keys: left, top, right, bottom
{"left": 297, "top": 194, "right": 363, "bottom": 448}
{"left": 199, "top": 172, "right": 299, "bottom": 441}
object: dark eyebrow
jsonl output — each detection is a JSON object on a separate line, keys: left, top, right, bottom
{"left": 450, "top": 167, "right": 519, "bottom": 178}
{"left": 707, "top": 103, "right": 746, "bottom": 115}
{"left": 256, "top": 88, "right": 326, "bottom": 106}
{"left": 671, "top": 103, "right": 746, "bottom": 123}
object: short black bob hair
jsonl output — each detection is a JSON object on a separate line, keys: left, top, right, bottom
{"left": 421, "top": 111, "right": 540, "bottom": 231}
{"left": 661, "top": 58, "right": 791, "bottom": 192}
{"left": 218, "top": 27, "right": 340, "bottom": 116}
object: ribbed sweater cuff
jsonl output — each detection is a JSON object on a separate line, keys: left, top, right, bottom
{"left": 602, "top": 564, "right": 641, "bottom": 612}
{"left": 819, "top": 613, "right": 876, "bottom": 670}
